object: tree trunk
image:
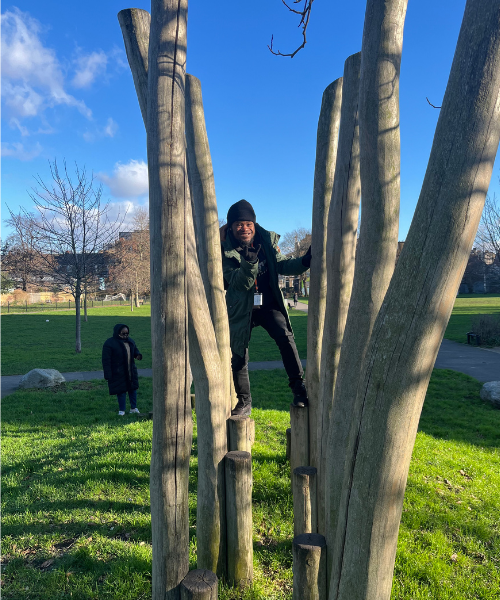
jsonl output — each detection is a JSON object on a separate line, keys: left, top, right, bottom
{"left": 118, "top": 8, "right": 150, "bottom": 127}
{"left": 326, "top": 2, "right": 500, "bottom": 599}
{"left": 186, "top": 187, "right": 227, "bottom": 577}
{"left": 130, "top": 290, "right": 134, "bottom": 312}
{"left": 316, "top": 52, "right": 361, "bottom": 535}
{"left": 75, "top": 282, "right": 82, "bottom": 353}
{"left": 147, "top": 2, "right": 192, "bottom": 599}
{"left": 306, "top": 78, "right": 343, "bottom": 482}
{"left": 185, "top": 74, "right": 232, "bottom": 418}
{"left": 135, "top": 280, "right": 140, "bottom": 307}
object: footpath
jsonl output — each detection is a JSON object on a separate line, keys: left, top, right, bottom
{"left": 2, "top": 301, "right": 499, "bottom": 398}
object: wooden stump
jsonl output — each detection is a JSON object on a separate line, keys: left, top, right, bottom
{"left": 292, "top": 466, "right": 318, "bottom": 536}
{"left": 286, "top": 428, "right": 291, "bottom": 460}
{"left": 227, "top": 416, "right": 253, "bottom": 452}
{"left": 225, "top": 451, "right": 253, "bottom": 588}
{"left": 180, "top": 569, "right": 218, "bottom": 599}
{"left": 292, "top": 533, "right": 327, "bottom": 600}
{"left": 290, "top": 404, "right": 309, "bottom": 475}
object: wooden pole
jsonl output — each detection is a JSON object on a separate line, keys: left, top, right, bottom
{"left": 286, "top": 427, "right": 291, "bottom": 461}
{"left": 292, "top": 533, "right": 327, "bottom": 600}
{"left": 292, "top": 466, "right": 317, "bottom": 536}
{"left": 185, "top": 75, "right": 232, "bottom": 418}
{"left": 180, "top": 569, "right": 218, "bottom": 600}
{"left": 225, "top": 451, "right": 253, "bottom": 588}
{"left": 186, "top": 189, "right": 227, "bottom": 577}
{"left": 306, "top": 78, "right": 343, "bottom": 480}
{"left": 227, "top": 416, "right": 253, "bottom": 453}
{"left": 316, "top": 52, "right": 362, "bottom": 535}
{"left": 290, "top": 404, "right": 309, "bottom": 475}
{"left": 147, "top": 2, "right": 192, "bottom": 599}
{"left": 326, "top": 2, "right": 500, "bottom": 599}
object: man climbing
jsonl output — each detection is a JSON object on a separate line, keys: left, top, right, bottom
{"left": 221, "top": 199, "right": 311, "bottom": 416}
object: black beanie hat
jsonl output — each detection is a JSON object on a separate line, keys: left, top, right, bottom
{"left": 227, "top": 199, "right": 256, "bottom": 227}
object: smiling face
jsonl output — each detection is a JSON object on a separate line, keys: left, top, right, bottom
{"left": 231, "top": 220, "right": 255, "bottom": 246}
{"left": 119, "top": 327, "right": 129, "bottom": 339}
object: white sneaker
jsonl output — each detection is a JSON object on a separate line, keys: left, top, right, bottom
{"left": 118, "top": 411, "right": 125, "bottom": 416}
{"left": 129, "top": 408, "right": 140, "bottom": 414}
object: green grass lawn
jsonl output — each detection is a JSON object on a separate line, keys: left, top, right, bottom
{"left": 0, "top": 305, "right": 307, "bottom": 376}
{"left": 444, "top": 295, "right": 500, "bottom": 344}
{"left": 2, "top": 294, "right": 499, "bottom": 376}
{"left": 2, "top": 369, "right": 499, "bottom": 599}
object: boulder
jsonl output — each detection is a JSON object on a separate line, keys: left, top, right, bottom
{"left": 480, "top": 381, "right": 500, "bottom": 409}
{"left": 18, "top": 368, "right": 66, "bottom": 390}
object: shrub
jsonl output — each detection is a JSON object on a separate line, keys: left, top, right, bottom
{"left": 470, "top": 313, "right": 500, "bottom": 346}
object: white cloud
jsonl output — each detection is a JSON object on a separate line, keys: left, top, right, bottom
{"left": 72, "top": 50, "right": 108, "bottom": 89}
{"left": 9, "top": 117, "right": 29, "bottom": 136}
{"left": 98, "top": 160, "right": 149, "bottom": 198}
{"left": 104, "top": 118, "right": 118, "bottom": 138}
{"left": 1, "top": 141, "right": 42, "bottom": 161}
{"left": 1, "top": 8, "right": 91, "bottom": 120}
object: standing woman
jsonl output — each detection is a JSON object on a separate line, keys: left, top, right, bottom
{"left": 102, "top": 323, "right": 143, "bottom": 415}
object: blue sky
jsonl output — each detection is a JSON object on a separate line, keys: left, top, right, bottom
{"left": 3, "top": 0, "right": 495, "bottom": 242}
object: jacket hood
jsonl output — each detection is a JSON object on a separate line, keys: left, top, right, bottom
{"left": 113, "top": 323, "right": 130, "bottom": 338}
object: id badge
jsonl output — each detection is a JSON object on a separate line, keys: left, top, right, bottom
{"left": 254, "top": 293, "right": 263, "bottom": 306}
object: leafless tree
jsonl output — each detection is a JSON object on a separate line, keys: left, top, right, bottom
{"left": 28, "top": 159, "right": 124, "bottom": 352}
{"left": 280, "top": 227, "right": 311, "bottom": 294}
{"left": 2, "top": 210, "right": 44, "bottom": 291}
{"left": 475, "top": 193, "right": 500, "bottom": 255}
{"left": 268, "top": 0, "right": 315, "bottom": 58}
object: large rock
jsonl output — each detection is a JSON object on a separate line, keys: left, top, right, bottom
{"left": 18, "top": 368, "right": 66, "bottom": 390}
{"left": 480, "top": 381, "right": 500, "bottom": 409}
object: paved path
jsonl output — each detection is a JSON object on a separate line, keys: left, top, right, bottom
{"left": 3, "top": 337, "right": 499, "bottom": 398}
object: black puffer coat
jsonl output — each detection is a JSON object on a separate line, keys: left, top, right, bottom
{"left": 102, "top": 323, "right": 141, "bottom": 395}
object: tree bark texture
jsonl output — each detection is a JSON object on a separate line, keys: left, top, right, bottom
{"left": 118, "top": 8, "right": 150, "bottom": 127}
{"left": 225, "top": 451, "right": 253, "bottom": 588}
{"left": 293, "top": 466, "right": 318, "bottom": 536}
{"left": 307, "top": 78, "right": 343, "bottom": 479}
{"left": 316, "top": 53, "right": 361, "bottom": 535}
{"left": 290, "top": 404, "right": 309, "bottom": 476}
{"left": 147, "top": 2, "right": 192, "bottom": 599}
{"left": 186, "top": 189, "right": 227, "bottom": 577}
{"left": 292, "top": 533, "right": 327, "bottom": 600}
{"left": 180, "top": 569, "right": 218, "bottom": 600}
{"left": 75, "top": 283, "right": 82, "bottom": 353}
{"left": 185, "top": 74, "right": 232, "bottom": 418}
{"left": 326, "top": 2, "right": 500, "bottom": 599}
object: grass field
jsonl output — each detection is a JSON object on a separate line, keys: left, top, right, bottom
{"left": 2, "top": 369, "right": 499, "bottom": 599}
{"left": 0, "top": 305, "right": 307, "bottom": 376}
{"left": 2, "top": 295, "right": 499, "bottom": 376}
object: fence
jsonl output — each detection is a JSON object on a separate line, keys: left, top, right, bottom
{"left": 2, "top": 297, "right": 151, "bottom": 314}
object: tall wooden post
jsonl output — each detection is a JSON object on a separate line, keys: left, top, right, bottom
{"left": 307, "top": 78, "right": 343, "bottom": 480}
{"left": 326, "top": 1, "right": 500, "bottom": 598}
{"left": 147, "top": 2, "right": 192, "bottom": 599}
{"left": 185, "top": 75, "right": 232, "bottom": 418}
{"left": 316, "top": 52, "right": 362, "bottom": 534}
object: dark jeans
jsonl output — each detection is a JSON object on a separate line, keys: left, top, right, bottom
{"left": 232, "top": 306, "right": 303, "bottom": 403}
{"left": 117, "top": 389, "right": 137, "bottom": 411}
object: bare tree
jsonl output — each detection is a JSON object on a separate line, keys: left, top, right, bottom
{"left": 280, "top": 227, "right": 311, "bottom": 294}
{"left": 475, "top": 193, "right": 500, "bottom": 255}
{"left": 268, "top": 0, "right": 315, "bottom": 58}
{"left": 2, "top": 210, "right": 43, "bottom": 291}
{"left": 28, "top": 160, "right": 123, "bottom": 352}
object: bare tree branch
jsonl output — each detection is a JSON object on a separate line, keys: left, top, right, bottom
{"left": 426, "top": 97, "right": 442, "bottom": 109}
{"left": 268, "top": 0, "right": 315, "bottom": 58}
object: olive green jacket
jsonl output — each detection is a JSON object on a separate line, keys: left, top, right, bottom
{"left": 222, "top": 224, "right": 309, "bottom": 357}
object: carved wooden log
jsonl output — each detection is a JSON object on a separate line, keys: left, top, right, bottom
{"left": 186, "top": 75, "right": 232, "bottom": 419}
{"left": 290, "top": 404, "right": 309, "bottom": 475}
{"left": 316, "top": 51, "right": 362, "bottom": 535}
{"left": 146, "top": 2, "right": 192, "bottom": 599}
{"left": 225, "top": 451, "right": 253, "bottom": 588}
{"left": 180, "top": 569, "right": 218, "bottom": 600}
{"left": 227, "top": 416, "right": 253, "bottom": 452}
{"left": 292, "top": 466, "right": 317, "bottom": 536}
{"left": 286, "top": 427, "right": 291, "bottom": 461}
{"left": 292, "top": 533, "right": 327, "bottom": 600}
{"left": 326, "top": 2, "right": 500, "bottom": 599}
{"left": 306, "top": 78, "right": 343, "bottom": 478}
